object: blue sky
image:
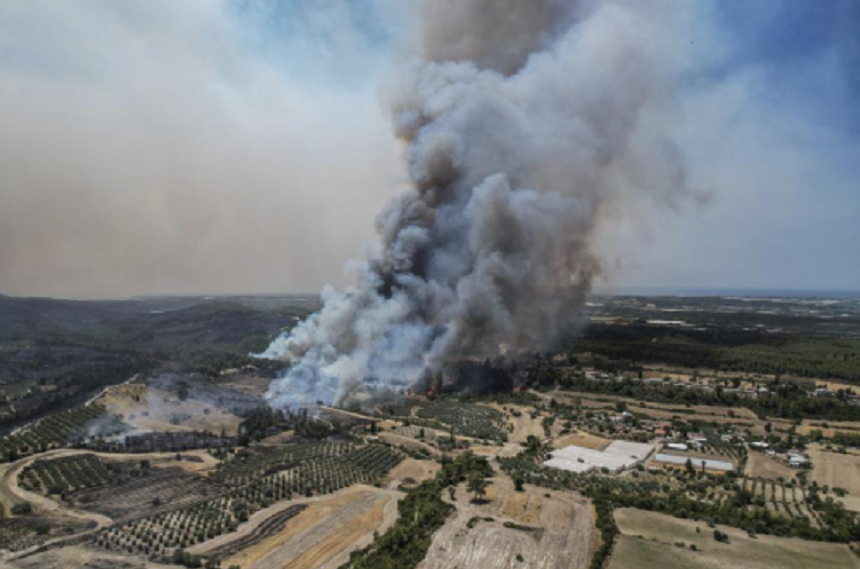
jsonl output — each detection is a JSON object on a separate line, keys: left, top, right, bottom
{"left": 0, "top": 0, "right": 857, "bottom": 298}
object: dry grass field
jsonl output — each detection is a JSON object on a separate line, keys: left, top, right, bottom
{"left": 387, "top": 458, "right": 440, "bottom": 487}
{"left": 100, "top": 386, "right": 243, "bottom": 436}
{"left": 610, "top": 508, "right": 860, "bottom": 569}
{"left": 552, "top": 432, "right": 611, "bottom": 450}
{"left": 549, "top": 390, "right": 763, "bottom": 430}
{"left": 486, "top": 403, "right": 545, "bottom": 444}
{"left": 192, "top": 485, "right": 401, "bottom": 569}
{"left": 799, "top": 420, "right": 860, "bottom": 438}
{"left": 418, "top": 468, "right": 594, "bottom": 569}
{"left": 808, "top": 444, "right": 860, "bottom": 495}
{"left": 13, "top": 544, "right": 178, "bottom": 569}
{"left": 745, "top": 452, "right": 796, "bottom": 480}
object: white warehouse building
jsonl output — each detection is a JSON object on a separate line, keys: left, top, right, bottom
{"left": 543, "top": 440, "right": 655, "bottom": 474}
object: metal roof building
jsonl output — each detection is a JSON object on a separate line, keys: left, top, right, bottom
{"left": 544, "top": 440, "right": 654, "bottom": 474}
{"left": 654, "top": 453, "right": 733, "bottom": 471}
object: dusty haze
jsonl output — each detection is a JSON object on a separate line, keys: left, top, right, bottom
{"left": 0, "top": 0, "right": 405, "bottom": 299}
{"left": 1, "top": 1, "right": 858, "bottom": 299}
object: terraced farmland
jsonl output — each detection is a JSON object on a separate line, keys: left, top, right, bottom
{"left": 410, "top": 400, "right": 508, "bottom": 441}
{"left": 0, "top": 404, "right": 129, "bottom": 462}
{"left": 92, "top": 442, "right": 404, "bottom": 561}
{"left": 19, "top": 454, "right": 113, "bottom": 495}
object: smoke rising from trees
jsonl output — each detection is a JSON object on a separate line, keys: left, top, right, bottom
{"left": 262, "top": 0, "right": 700, "bottom": 408}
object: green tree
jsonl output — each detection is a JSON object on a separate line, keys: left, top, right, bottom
{"left": 467, "top": 471, "right": 488, "bottom": 502}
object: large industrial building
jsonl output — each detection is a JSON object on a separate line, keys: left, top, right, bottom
{"left": 543, "top": 440, "right": 655, "bottom": 474}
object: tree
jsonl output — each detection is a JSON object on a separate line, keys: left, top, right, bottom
{"left": 685, "top": 458, "right": 695, "bottom": 477}
{"left": 513, "top": 475, "right": 524, "bottom": 492}
{"left": 467, "top": 471, "right": 488, "bottom": 502}
{"left": 177, "top": 381, "right": 189, "bottom": 402}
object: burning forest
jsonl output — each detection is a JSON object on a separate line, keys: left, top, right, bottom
{"left": 260, "top": 0, "right": 696, "bottom": 409}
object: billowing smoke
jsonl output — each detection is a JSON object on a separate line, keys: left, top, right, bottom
{"left": 262, "top": 0, "right": 692, "bottom": 408}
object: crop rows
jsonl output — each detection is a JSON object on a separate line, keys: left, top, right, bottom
{"left": 741, "top": 477, "right": 819, "bottom": 527}
{"left": 699, "top": 430, "right": 746, "bottom": 461}
{"left": 19, "top": 454, "right": 113, "bottom": 495}
{"left": 389, "top": 425, "right": 435, "bottom": 441}
{"left": 213, "top": 441, "right": 355, "bottom": 483}
{"left": 413, "top": 400, "right": 507, "bottom": 441}
{"left": 93, "top": 443, "right": 403, "bottom": 560}
{"left": 0, "top": 404, "right": 129, "bottom": 462}
{"left": 108, "top": 383, "right": 148, "bottom": 401}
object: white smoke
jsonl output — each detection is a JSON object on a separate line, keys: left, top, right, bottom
{"left": 263, "top": 0, "right": 698, "bottom": 408}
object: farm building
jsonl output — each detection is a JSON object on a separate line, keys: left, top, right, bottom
{"left": 687, "top": 432, "right": 707, "bottom": 447}
{"left": 665, "top": 442, "right": 689, "bottom": 452}
{"left": 654, "top": 453, "right": 733, "bottom": 472}
{"left": 789, "top": 455, "right": 808, "bottom": 468}
{"left": 544, "top": 440, "right": 654, "bottom": 474}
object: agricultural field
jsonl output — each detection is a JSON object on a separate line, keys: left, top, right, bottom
{"left": 381, "top": 399, "right": 509, "bottom": 442}
{"left": 99, "top": 384, "right": 243, "bottom": 437}
{"left": 0, "top": 404, "right": 129, "bottom": 462}
{"left": 487, "top": 403, "right": 546, "bottom": 444}
{"left": 610, "top": 508, "right": 860, "bottom": 569}
{"left": 90, "top": 442, "right": 403, "bottom": 561}
{"left": 418, "top": 464, "right": 595, "bottom": 569}
{"left": 799, "top": 420, "right": 860, "bottom": 438}
{"left": 738, "top": 477, "right": 820, "bottom": 524}
{"left": 18, "top": 454, "right": 114, "bottom": 496}
{"left": 71, "top": 463, "right": 226, "bottom": 523}
{"left": 808, "top": 445, "right": 860, "bottom": 497}
{"left": 746, "top": 452, "right": 797, "bottom": 480}
{"left": 205, "top": 487, "right": 400, "bottom": 569}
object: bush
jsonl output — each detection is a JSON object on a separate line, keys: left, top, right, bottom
{"left": 12, "top": 502, "right": 32, "bottom": 515}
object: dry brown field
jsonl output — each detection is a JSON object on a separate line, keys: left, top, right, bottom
{"left": 418, "top": 468, "right": 594, "bottom": 569}
{"left": 12, "top": 544, "right": 177, "bottom": 569}
{"left": 101, "top": 386, "right": 242, "bottom": 436}
{"left": 799, "top": 420, "right": 860, "bottom": 438}
{"left": 610, "top": 508, "right": 860, "bottom": 569}
{"left": 486, "top": 403, "right": 545, "bottom": 444}
{"left": 387, "top": 458, "right": 440, "bottom": 486}
{"left": 745, "top": 452, "right": 796, "bottom": 480}
{"left": 191, "top": 485, "right": 401, "bottom": 569}
{"left": 552, "top": 431, "right": 611, "bottom": 450}
{"left": 808, "top": 444, "right": 860, "bottom": 495}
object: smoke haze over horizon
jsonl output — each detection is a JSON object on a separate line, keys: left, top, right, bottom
{"left": 1, "top": 0, "right": 858, "bottom": 301}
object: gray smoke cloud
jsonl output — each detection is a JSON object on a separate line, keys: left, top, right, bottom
{"left": 262, "top": 0, "right": 696, "bottom": 408}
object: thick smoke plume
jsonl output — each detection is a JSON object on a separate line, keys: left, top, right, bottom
{"left": 263, "top": 0, "right": 690, "bottom": 408}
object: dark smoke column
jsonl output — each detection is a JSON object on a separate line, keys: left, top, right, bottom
{"left": 261, "top": 0, "right": 689, "bottom": 408}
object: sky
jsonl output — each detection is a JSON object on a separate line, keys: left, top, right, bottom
{"left": 0, "top": 0, "right": 858, "bottom": 299}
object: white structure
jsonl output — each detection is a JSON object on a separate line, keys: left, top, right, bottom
{"left": 544, "top": 440, "right": 654, "bottom": 474}
{"left": 654, "top": 453, "right": 733, "bottom": 472}
{"left": 665, "top": 443, "right": 689, "bottom": 452}
{"left": 687, "top": 433, "right": 708, "bottom": 447}
{"left": 789, "top": 455, "right": 808, "bottom": 468}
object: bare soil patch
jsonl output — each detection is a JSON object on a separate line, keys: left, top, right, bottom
{"left": 552, "top": 432, "right": 611, "bottom": 451}
{"left": 387, "top": 458, "right": 440, "bottom": 486}
{"left": 224, "top": 489, "right": 396, "bottom": 569}
{"left": 419, "top": 469, "right": 594, "bottom": 569}
{"left": 745, "top": 452, "right": 796, "bottom": 481}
